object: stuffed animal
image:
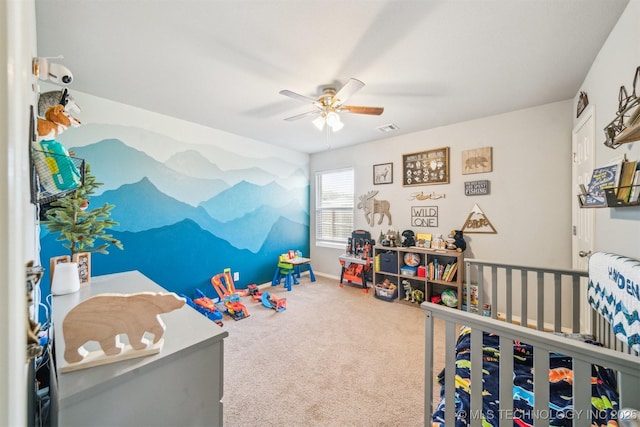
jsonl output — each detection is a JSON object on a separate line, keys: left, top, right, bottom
{"left": 401, "top": 230, "right": 415, "bottom": 247}
{"left": 36, "top": 104, "right": 81, "bottom": 141}
{"left": 38, "top": 88, "right": 81, "bottom": 117}
{"left": 447, "top": 230, "right": 467, "bottom": 252}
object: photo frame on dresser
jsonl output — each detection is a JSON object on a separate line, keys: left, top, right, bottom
{"left": 402, "top": 147, "right": 449, "bottom": 186}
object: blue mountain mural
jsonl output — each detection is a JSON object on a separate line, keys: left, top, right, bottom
{"left": 71, "top": 139, "right": 230, "bottom": 205}
{"left": 165, "top": 149, "right": 278, "bottom": 185}
{"left": 39, "top": 127, "right": 310, "bottom": 303}
{"left": 83, "top": 177, "right": 309, "bottom": 252}
{"left": 199, "top": 180, "right": 308, "bottom": 222}
{"left": 40, "top": 217, "right": 309, "bottom": 299}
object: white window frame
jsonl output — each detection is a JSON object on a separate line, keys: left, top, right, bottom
{"left": 315, "top": 168, "right": 354, "bottom": 248}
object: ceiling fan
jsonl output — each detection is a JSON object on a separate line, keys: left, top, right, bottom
{"left": 280, "top": 78, "right": 384, "bottom": 132}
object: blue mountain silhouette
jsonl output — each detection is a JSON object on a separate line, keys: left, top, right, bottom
{"left": 89, "top": 177, "right": 308, "bottom": 252}
{"left": 71, "top": 139, "right": 229, "bottom": 205}
{"left": 89, "top": 176, "right": 220, "bottom": 230}
{"left": 199, "top": 180, "right": 303, "bottom": 222}
{"left": 165, "top": 149, "right": 277, "bottom": 185}
{"left": 40, "top": 217, "right": 309, "bottom": 298}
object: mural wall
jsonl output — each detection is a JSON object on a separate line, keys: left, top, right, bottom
{"left": 39, "top": 88, "right": 310, "bottom": 299}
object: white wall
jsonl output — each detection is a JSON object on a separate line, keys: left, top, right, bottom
{"left": 310, "top": 100, "right": 574, "bottom": 277}
{"left": 1, "top": 0, "right": 39, "bottom": 425}
{"left": 574, "top": 0, "right": 640, "bottom": 259}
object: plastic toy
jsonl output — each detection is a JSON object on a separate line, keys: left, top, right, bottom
{"left": 403, "top": 252, "right": 420, "bottom": 267}
{"left": 272, "top": 253, "right": 299, "bottom": 291}
{"left": 402, "top": 280, "right": 413, "bottom": 301}
{"left": 246, "top": 283, "right": 263, "bottom": 302}
{"left": 441, "top": 289, "right": 458, "bottom": 307}
{"left": 412, "top": 289, "right": 425, "bottom": 304}
{"left": 182, "top": 289, "right": 224, "bottom": 326}
{"left": 260, "top": 292, "right": 287, "bottom": 312}
{"left": 211, "top": 268, "right": 249, "bottom": 320}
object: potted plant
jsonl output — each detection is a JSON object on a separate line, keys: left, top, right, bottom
{"left": 44, "top": 163, "right": 123, "bottom": 287}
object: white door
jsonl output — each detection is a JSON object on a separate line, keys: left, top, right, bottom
{"left": 572, "top": 106, "right": 596, "bottom": 272}
{"left": 572, "top": 106, "right": 595, "bottom": 333}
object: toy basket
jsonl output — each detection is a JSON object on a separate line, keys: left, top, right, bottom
{"left": 374, "top": 285, "right": 398, "bottom": 302}
{"left": 30, "top": 147, "right": 85, "bottom": 205}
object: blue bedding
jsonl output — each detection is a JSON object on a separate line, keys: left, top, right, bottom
{"left": 432, "top": 327, "right": 620, "bottom": 427}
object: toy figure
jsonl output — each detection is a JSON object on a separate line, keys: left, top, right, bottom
{"left": 447, "top": 230, "right": 467, "bottom": 252}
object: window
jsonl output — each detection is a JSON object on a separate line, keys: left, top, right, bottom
{"left": 315, "top": 168, "right": 354, "bottom": 246}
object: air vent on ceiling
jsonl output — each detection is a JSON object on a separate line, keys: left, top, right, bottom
{"left": 376, "top": 123, "right": 399, "bottom": 133}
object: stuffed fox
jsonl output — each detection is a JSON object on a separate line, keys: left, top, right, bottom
{"left": 37, "top": 104, "right": 80, "bottom": 141}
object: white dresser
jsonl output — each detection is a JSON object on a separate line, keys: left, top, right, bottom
{"left": 51, "top": 270, "right": 227, "bottom": 427}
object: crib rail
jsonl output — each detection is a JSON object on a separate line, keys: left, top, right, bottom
{"left": 423, "top": 303, "right": 640, "bottom": 427}
{"left": 424, "top": 259, "right": 640, "bottom": 427}
{"left": 464, "top": 259, "right": 588, "bottom": 333}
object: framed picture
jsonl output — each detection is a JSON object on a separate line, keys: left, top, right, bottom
{"left": 373, "top": 163, "right": 393, "bottom": 185}
{"left": 49, "top": 255, "right": 70, "bottom": 285}
{"left": 402, "top": 147, "right": 449, "bottom": 186}
{"left": 73, "top": 252, "right": 91, "bottom": 285}
{"left": 462, "top": 147, "right": 493, "bottom": 175}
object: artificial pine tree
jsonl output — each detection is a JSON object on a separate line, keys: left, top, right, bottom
{"left": 44, "top": 163, "right": 123, "bottom": 256}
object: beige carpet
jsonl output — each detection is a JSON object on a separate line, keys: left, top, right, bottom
{"left": 220, "top": 275, "right": 445, "bottom": 427}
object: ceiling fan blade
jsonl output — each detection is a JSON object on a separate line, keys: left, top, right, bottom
{"left": 342, "top": 105, "right": 384, "bottom": 115}
{"left": 283, "top": 110, "right": 322, "bottom": 121}
{"left": 279, "top": 89, "right": 320, "bottom": 106}
{"left": 332, "top": 78, "right": 365, "bottom": 107}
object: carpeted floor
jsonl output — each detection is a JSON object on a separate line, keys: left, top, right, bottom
{"left": 220, "top": 274, "right": 445, "bottom": 427}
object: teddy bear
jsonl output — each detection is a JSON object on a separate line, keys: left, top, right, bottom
{"left": 446, "top": 230, "right": 467, "bottom": 252}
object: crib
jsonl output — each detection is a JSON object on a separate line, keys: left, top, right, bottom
{"left": 423, "top": 253, "right": 640, "bottom": 426}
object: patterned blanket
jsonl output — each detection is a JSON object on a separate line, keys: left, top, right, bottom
{"left": 587, "top": 252, "right": 640, "bottom": 353}
{"left": 431, "top": 327, "right": 620, "bottom": 427}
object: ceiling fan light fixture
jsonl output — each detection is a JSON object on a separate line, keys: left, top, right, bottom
{"left": 312, "top": 115, "right": 325, "bottom": 131}
{"left": 325, "top": 111, "right": 340, "bottom": 126}
{"left": 329, "top": 119, "right": 344, "bottom": 132}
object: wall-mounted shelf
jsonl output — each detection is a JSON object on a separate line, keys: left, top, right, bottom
{"left": 30, "top": 148, "right": 85, "bottom": 205}
{"left": 578, "top": 185, "right": 640, "bottom": 208}
{"left": 604, "top": 187, "right": 640, "bottom": 207}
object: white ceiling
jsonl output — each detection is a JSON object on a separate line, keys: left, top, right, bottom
{"left": 35, "top": 0, "right": 629, "bottom": 154}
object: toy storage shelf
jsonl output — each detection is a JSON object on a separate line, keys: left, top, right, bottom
{"left": 372, "top": 246, "right": 463, "bottom": 309}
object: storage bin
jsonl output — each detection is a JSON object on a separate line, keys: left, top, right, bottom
{"left": 417, "top": 266, "right": 426, "bottom": 277}
{"left": 374, "top": 285, "right": 398, "bottom": 302}
{"left": 400, "top": 266, "right": 417, "bottom": 276}
{"left": 379, "top": 252, "right": 398, "bottom": 273}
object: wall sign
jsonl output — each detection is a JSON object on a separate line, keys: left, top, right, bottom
{"left": 411, "top": 206, "right": 438, "bottom": 227}
{"left": 464, "top": 180, "right": 490, "bottom": 196}
{"left": 462, "top": 147, "right": 492, "bottom": 175}
{"left": 402, "top": 147, "right": 449, "bottom": 186}
{"left": 461, "top": 203, "right": 497, "bottom": 234}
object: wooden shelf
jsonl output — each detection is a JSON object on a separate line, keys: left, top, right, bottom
{"left": 578, "top": 185, "right": 640, "bottom": 208}
{"left": 604, "top": 187, "right": 640, "bottom": 207}
{"left": 372, "top": 246, "right": 463, "bottom": 309}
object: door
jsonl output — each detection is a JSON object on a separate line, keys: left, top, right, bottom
{"left": 571, "top": 105, "right": 595, "bottom": 332}
{"left": 572, "top": 106, "right": 595, "bottom": 271}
